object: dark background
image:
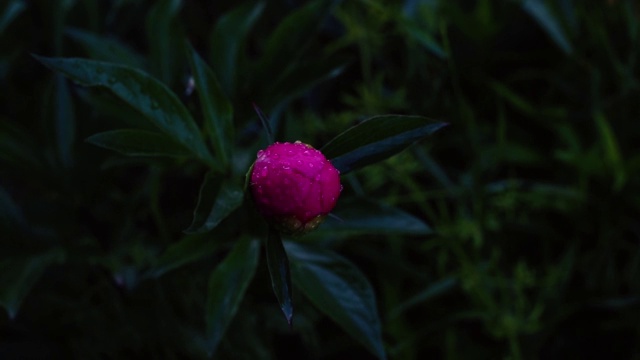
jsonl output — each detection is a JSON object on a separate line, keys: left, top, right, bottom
{"left": 1, "top": 0, "right": 639, "bottom": 359}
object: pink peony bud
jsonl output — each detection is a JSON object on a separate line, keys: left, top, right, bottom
{"left": 249, "top": 141, "right": 342, "bottom": 235}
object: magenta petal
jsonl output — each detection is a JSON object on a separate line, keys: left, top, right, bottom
{"left": 249, "top": 141, "right": 342, "bottom": 235}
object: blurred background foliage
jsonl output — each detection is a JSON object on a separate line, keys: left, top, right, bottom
{"left": 1, "top": 0, "right": 640, "bottom": 358}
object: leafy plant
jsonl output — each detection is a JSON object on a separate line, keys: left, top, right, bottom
{"left": 2, "top": 0, "right": 639, "bottom": 359}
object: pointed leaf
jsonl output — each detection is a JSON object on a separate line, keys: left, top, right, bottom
{"left": 595, "top": 113, "right": 625, "bottom": 190}
{"left": 0, "top": 1, "right": 26, "bottom": 34}
{"left": 33, "top": 56, "right": 217, "bottom": 168}
{"left": 65, "top": 28, "right": 146, "bottom": 68}
{"left": 389, "top": 277, "right": 457, "bottom": 319}
{"left": 185, "top": 43, "right": 233, "bottom": 168}
{"left": 0, "top": 185, "right": 26, "bottom": 230}
{"left": 0, "top": 249, "right": 65, "bottom": 319}
{"left": 147, "top": 234, "right": 224, "bottom": 279}
{"left": 256, "top": 0, "right": 333, "bottom": 86}
{"left": 286, "top": 242, "right": 386, "bottom": 360}
{"left": 210, "top": 2, "right": 265, "bottom": 94}
{"left": 53, "top": 74, "right": 75, "bottom": 167}
{"left": 185, "top": 173, "right": 244, "bottom": 234}
{"left": 402, "top": 22, "right": 447, "bottom": 59}
{"left": 321, "top": 115, "right": 447, "bottom": 174}
{"left": 206, "top": 237, "right": 259, "bottom": 356}
{"left": 522, "top": 0, "right": 573, "bottom": 54}
{"left": 0, "top": 120, "right": 45, "bottom": 176}
{"left": 86, "top": 129, "right": 191, "bottom": 157}
{"left": 146, "top": 0, "right": 183, "bottom": 84}
{"left": 317, "top": 198, "right": 432, "bottom": 235}
{"left": 267, "top": 56, "right": 349, "bottom": 109}
{"left": 266, "top": 228, "right": 293, "bottom": 325}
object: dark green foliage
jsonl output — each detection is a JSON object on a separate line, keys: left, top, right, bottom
{"left": 1, "top": 0, "right": 639, "bottom": 359}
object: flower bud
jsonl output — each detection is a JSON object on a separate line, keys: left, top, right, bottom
{"left": 249, "top": 141, "right": 341, "bottom": 235}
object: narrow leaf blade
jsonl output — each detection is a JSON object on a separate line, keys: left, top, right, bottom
{"left": 210, "top": 2, "right": 265, "bottom": 94}
{"left": 286, "top": 242, "right": 386, "bottom": 360}
{"left": 317, "top": 198, "right": 433, "bottom": 235}
{"left": 86, "top": 129, "right": 191, "bottom": 157}
{"left": 33, "top": 56, "right": 216, "bottom": 168}
{"left": 147, "top": 234, "right": 224, "bottom": 279}
{"left": 0, "top": 249, "right": 65, "bottom": 319}
{"left": 65, "top": 28, "right": 146, "bottom": 68}
{"left": 522, "top": 0, "right": 573, "bottom": 54}
{"left": 53, "top": 75, "right": 75, "bottom": 167}
{"left": 258, "top": 0, "right": 331, "bottom": 81}
{"left": 321, "top": 115, "right": 447, "bottom": 174}
{"left": 185, "top": 43, "right": 234, "bottom": 168}
{"left": 185, "top": 173, "right": 244, "bottom": 234}
{"left": 206, "top": 237, "right": 259, "bottom": 356}
{"left": 0, "top": 1, "right": 26, "bottom": 34}
{"left": 266, "top": 227, "right": 293, "bottom": 325}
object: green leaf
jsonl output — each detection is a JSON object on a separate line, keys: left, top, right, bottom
{"left": 317, "top": 198, "right": 433, "bottom": 235}
{"left": 185, "top": 42, "right": 234, "bottom": 168}
{"left": 86, "top": 129, "right": 191, "bottom": 157}
{"left": 388, "top": 277, "right": 457, "bottom": 319}
{"left": 0, "top": 119, "right": 45, "bottom": 175}
{"left": 34, "top": 56, "right": 217, "bottom": 168}
{"left": 146, "top": 0, "right": 183, "bottom": 84}
{"left": 257, "top": 1, "right": 333, "bottom": 86}
{"left": 266, "top": 228, "right": 293, "bottom": 325}
{"left": 146, "top": 234, "right": 224, "bottom": 279}
{"left": 266, "top": 56, "right": 349, "bottom": 109}
{"left": 185, "top": 173, "right": 244, "bottom": 234}
{"left": 0, "top": 249, "right": 65, "bottom": 319}
{"left": 0, "top": 185, "right": 26, "bottom": 231}
{"left": 209, "top": 2, "right": 265, "bottom": 95}
{"left": 0, "top": 0, "right": 26, "bottom": 34}
{"left": 205, "top": 237, "right": 259, "bottom": 356}
{"left": 54, "top": 74, "right": 75, "bottom": 167}
{"left": 286, "top": 242, "right": 386, "bottom": 360}
{"left": 402, "top": 22, "right": 447, "bottom": 59}
{"left": 65, "top": 28, "right": 146, "bottom": 68}
{"left": 522, "top": 0, "right": 573, "bottom": 55}
{"left": 595, "top": 112, "right": 626, "bottom": 190}
{"left": 321, "top": 115, "right": 447, "bottom": 174}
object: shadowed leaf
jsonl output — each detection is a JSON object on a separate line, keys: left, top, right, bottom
{"left": 86, "top": 129, "right": 190, "bottom": 157}
{"left": 286, "top": 242, "right": 386, "bottom": 359}
{"left": 266, "top": 227, "right": 293, "bottom": 325}
{"left": 205, "top": 237, "right": 259, "bottom": 356}
{"left": 322, "top": 115, "right": 447, "bottom": 174}
{"left": 34, "top": 56, "right": 217, "bottom": 168}
{"left": 185, "top": 173, "right": 244, "bottom": 234}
